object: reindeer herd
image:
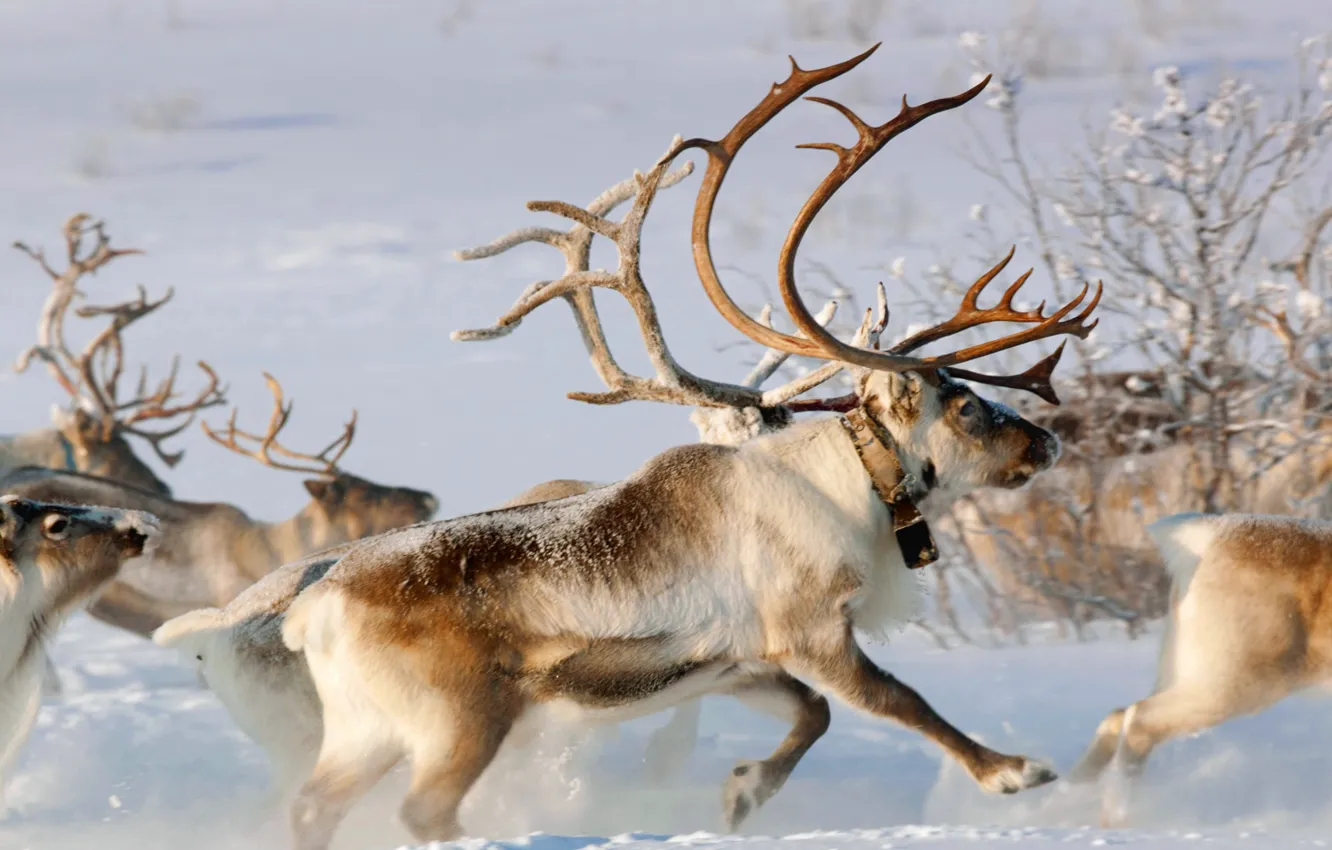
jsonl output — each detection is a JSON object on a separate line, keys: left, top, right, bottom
{"left": 4, "top": 45, "right": 1332, "bottom": 847}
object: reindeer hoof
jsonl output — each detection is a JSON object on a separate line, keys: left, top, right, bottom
{"left": 721, "top": 759, "right": 767, "bottom": 831}
{"left": 978, "top": 756, "right": 1058, "bottom": 794}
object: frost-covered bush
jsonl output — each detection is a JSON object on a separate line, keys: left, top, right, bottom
{"left": 933, "top": 35, "right": 1332, "bottom": 641}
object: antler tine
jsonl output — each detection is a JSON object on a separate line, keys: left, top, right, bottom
{"left": 888, "top": 248, "right": 1101, "bottom": 363}
{"left": 269, "top": 408, "right": 358, "bottom": 471}
{"left": 116, "top": 411, "right": 197, "bottom": 469}
{"left": 201, "top": 373, "right": 355, "bottom": 477}
{"left": 947, "top": 343, "right": 1070, "bottom": 406}
{"left": 120, "top": 360, "right": 227, "bottom": 425}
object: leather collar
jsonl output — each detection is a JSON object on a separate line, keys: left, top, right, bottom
{"left": 839, "top": 407, "right": 939, "bottom": 570}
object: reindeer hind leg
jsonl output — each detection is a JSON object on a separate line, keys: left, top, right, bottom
{"left": 396, "top": 683, "right": 521, "bottom": 842}
{"left": 1067, "top": 706, "right": 1128, "bottom": 784}
{"left": 290, "top": 643, "right": 403, "bottom": 850}
{"left": 721, "top": 672, "right": 831, "bottom": 831}
{"left": 1101, "top": 678, "right": 1291, "bottom": 827}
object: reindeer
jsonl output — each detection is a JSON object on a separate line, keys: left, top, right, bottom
{"left": 2, "top": 373, "right": 438, "bottom": 639}
{"left": 1064, "top": 511, "right": 1332, "bottom": 826}
{"left": 2, "top": 214, "right": 226, "bottom": 496}
{"left": 945, "top": 206, "right": 1332, "bottom": 627}
{"left": 258, "top": 48, "right": 1105, "bottom": 849}
{"left": 151, "top": 161, "right": 876, "bottom": 799}
{"left": 0, "top": 495, "right": 160, "bottom": 793}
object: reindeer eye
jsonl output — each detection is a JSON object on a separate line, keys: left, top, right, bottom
{"left": 43, "top": 515, "right": 70, "bottom": 537}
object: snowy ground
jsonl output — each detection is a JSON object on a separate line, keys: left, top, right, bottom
{"left": 6, "top": 617, "right": 1332, "bottom": 849}
{"left": 3, "top": 0, "right": 1332, "bottom": 848}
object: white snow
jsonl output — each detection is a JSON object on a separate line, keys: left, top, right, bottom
{"left": 2, "top": 0, "right": 1331, "bottom": 848}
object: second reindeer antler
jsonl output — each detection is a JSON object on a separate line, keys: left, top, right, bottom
{"left": 202, "top": 373, "right": 357, "bottom": 477}
{"left": 452, "top": 144, "right": 880, "bottom": 412}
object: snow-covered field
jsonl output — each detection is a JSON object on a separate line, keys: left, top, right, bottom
{"left": 3, "top": 0, "right": 1332, "bottom": 848}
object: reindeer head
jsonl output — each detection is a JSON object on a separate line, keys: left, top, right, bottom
{"left": 0, "top": 494, "right": 159, "bottom": 607}
{"left": 301, "top": 474, "right": 439, "bottom": 541}
{"left": 49, "top": 405, "right": 170, "bottom": 494}
{"left": 14, "top": 215, "right": 226, "bottom": 495}
{"left": 202, "top": 373, "right": 440, "bottom": 544}
{"left": 663, "top": 48, "right": 1098, "bottom": 503}
{"left": 852, "top": 369, "right": 1059, "bottom": 499}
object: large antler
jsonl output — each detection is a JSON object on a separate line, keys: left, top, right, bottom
{"left": 452, "top": 147, "right": 883, "bottom": 412}
{"left": 201, "top": 373, "right": 356, "bottom": 477}
{"left": 12, "top": 214, "right": 227, "bottom": 463}
{"left": 663, "top": 46, "right": 1101, "bottom": 404}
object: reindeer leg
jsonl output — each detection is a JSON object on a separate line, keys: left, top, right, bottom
{"left": 1100, "top": 680, "right": 1287, "bottom": 827}
{"left": 643, "top": 701, "right": 702, "bottom": 782}
{"left": 721, "top": 672, "right": 830, "bottom": 831}
{"left": 397, "top": 688, "right": 519, "bottom": 842}
{"left": 291, "top": 665, "right": 403, "bottom": 850}
{"left": 793, "top": 624, "right": 1056, "bottom": 795}
{"left": 1067, "top": 706, "right": 1128, "bottom": 784}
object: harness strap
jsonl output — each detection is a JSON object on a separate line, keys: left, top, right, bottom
{"left": 838, "top": 407, "right": 940, "bottom": 569}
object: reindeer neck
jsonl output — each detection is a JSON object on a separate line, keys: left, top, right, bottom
{"left": 747, "top": 417, "right": 891, "bottom": 534}
{"left": 255, "top": 501, "right": 334, "bottom": 567}
{"left": 254, "top": 503, "right": 327, "bottom": 570}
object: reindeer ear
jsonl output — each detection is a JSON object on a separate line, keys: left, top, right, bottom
{"left": 304, "top": 478, "right": 346, "bottom": 503}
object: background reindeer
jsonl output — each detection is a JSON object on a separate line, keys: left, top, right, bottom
{"left": 1, "top": 214, "right": 226, "bottom": 496}
{"left": 0, "top": 495, "right": 160, "bottom": 795}
{"left": 2, "top": 373, "right": 437, "bottom": 638}
{"left": 1065, "top": 511, "right": 1332, "bottom": 826}
{"left": 272, "top": 48, "right": 1105, "bottom": 849}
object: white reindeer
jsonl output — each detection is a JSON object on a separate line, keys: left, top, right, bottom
{"left": 270, "top": 47, "right": 1103, "bottom": 849}
{"left": 151, "top": 159, "right": 870, "bottom": 798}
{"left": 0, "top": 495, "right": 160, "bottom": 793}
{"left": 1068, "top": 510, "right": 1332, "bottom": 825}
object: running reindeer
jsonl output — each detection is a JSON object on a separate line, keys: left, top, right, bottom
{"left": 152, "top": 158, "right": 880, "bottom": 799}
{"left": 2, "top": 213, "right": 225, "bottom": 496}
{"left": 1067, "top": 511, "right": 1332, "bottom": 826}
{"left": 263, "top": 46, "right": 1102, "bottom": 849}
{"left": 0, "top": 495, "right": 160, "bottom": 792}
{"left": 3, "top": 373, "right": 437, "bottom": 638}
